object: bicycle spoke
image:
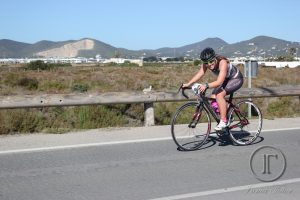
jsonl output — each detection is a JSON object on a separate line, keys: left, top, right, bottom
{"left": 228, "top": 101, "right": 262, "bottom": 145}
{"left": 171, "top": 102, "right": 211, "bottom": 151}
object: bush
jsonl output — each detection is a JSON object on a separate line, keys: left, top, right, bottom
{"left": 3, "top": 73, "right": 20, "bottom": 87}
{"left": 17, "top": 77, "right": 39, "bottom": 90}
{"left": 72, "top": 83, "right": 89, "bottom": 93}
{"left": 26, "top": 60, "right": 52, "bottom": 70}
{"left": 0, "top": 109, "right": 44, "bottom": 134}
{"left": 39, "top": 81, "right": 67, "bottom": 92}
{"left": 25, "top": 60, "right": 71, "bottom": 70}
{"left": 120, "top": 61, "right": 139, "bottom": 67}
{"left": 266, "top": 97, "right": 298, "bottom": 117}
{"left": 193, "top": 60, "right": 201, "bottom": 66}
{"left": 0, "top": 105, "right": 130, "bottom": 134}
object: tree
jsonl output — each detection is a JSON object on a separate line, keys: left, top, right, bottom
{"left": 193, "top": 59, "right": 201, "bottom": 66}
{"left": 288, "top": 47, "right": 296, "bottom": 57}
{"left": 143, "top": 56, "right": 159, "bottom": 62}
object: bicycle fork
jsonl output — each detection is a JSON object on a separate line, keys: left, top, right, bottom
{"left": 228, "top": 108, "right": 250, "bottom": 129}
{"left": 188, "top": 104, "right": 203, "bottom": 128}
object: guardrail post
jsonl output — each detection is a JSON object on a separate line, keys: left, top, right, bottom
{"left": 144, "top": 102, "right": 155, "bottom": 126}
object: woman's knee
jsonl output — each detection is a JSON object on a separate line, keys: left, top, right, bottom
{"left": 216, "top": 90, "right": 226, "bottom": 99}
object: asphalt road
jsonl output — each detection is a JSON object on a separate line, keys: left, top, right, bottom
{"left": 0, "top": 129, "right": 300, "bottom": 200}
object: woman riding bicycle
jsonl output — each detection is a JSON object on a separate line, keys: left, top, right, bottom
{"left": 183, "top": 47, "right": 244, "bottom": 131}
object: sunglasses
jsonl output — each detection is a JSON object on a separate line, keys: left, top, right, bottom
{"left": 203, "top": 59, "right": 215, "bottom": 65}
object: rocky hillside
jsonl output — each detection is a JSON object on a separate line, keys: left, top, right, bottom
{"left": 35, "top": 39, "right": 95, "bottom": 58}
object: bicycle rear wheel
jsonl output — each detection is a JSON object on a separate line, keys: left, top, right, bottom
{"left": 171, "top": 102, "right": 211, "bottom": 151}
{"left": 227, "top": 100, "right": 262, "bottom": 145}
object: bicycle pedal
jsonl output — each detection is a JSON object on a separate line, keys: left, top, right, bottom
{"left": 216, "top": 130, "right": 223, "bottom": 136}
{"left": 216, "top": 130, "right": 229, "bottom": 136}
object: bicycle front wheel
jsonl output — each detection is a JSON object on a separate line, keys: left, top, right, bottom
{"left": 171, "top": 102, "right": 211, "bottom": 151}
{"left": 227, "top": 100, "right": 262, "bottom": 145}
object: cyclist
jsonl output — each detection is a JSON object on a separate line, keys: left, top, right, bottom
{"left": 183, "top": 47, "right": 244, "bottom": 131}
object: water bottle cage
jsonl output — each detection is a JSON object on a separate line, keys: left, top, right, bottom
{"left": 211, "top": 101, "right": 220, "bottom": 114}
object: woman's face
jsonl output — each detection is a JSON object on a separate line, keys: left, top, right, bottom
{"left": 206, "top": 58, "right": 216, "bottom": 70}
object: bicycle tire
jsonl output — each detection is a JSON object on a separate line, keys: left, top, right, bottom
{"left": 227, "top": 100, "right": 262, "bottom": 145}
{"left": 171, "top": 102, "right": 211, "bottom": 151}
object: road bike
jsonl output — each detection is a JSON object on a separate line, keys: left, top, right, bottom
{"left": 171, "top": 84, "right": 263, "bottom": 151}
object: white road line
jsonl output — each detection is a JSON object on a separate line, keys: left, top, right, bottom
{"left": 262, "top": 127, "right": 300, "bottom": 132}
{"left": 149, "top": 178, "right": 300, "bottom": 200}
{"left": 0, "top": 137, "right": 172, "bottom": 155}
{"left": 0, "top": 127, "right": 299, "bottom": 155}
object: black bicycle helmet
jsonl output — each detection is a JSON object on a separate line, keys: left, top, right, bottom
{"left": 200, "top": 47, "right": 216, "bottom": 63}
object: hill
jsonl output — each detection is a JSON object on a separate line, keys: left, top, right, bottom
{"left": 146, "top": 37, "right": 228, "bottom": 58}
{"left": 0, "top": 36, "right": 299, "bottom": 58}
{"left": 220, "top": 36, "right": 300, "bottom": 58}
{"left": 0, "top": 39, "right": 31, "bottom": 58}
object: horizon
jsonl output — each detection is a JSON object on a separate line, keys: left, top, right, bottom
{"left": 1, "top": 0, "right": 299, "bottom": 50}
{"left": 2, "top": 35, "right": 300, "bottom": 51}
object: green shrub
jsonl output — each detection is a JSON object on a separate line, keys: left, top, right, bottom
{"left": 0, "top": 105, "right": 130, "bottom": 134}
{"left": 0, "top": 109, "right": 44, "bottom": 134}
{"left": 72, "top": 83, "right": 89, "bottom": 92}
{"left": 120, "top": 61, "right": 139, "bottom": 67}
{"left": 154, "top": 102, "right": 181, "bottom": 125}
{"left": 17, "top": 77, "right": 39, "bottom": 90}
{"left": 3, "top": 73, "right": 20, "bottom": 86}
{"left": 73, "top": 105, "right": 129, "bottom": 129}
{"left": 25, "top": 60, "right": 71, "bottom": 71}
{"left": 193, "top": 59, "right": 201, "bottom": 66}
{"left": 266, "top": 97, "right": 297, "bottom": 117}
{"left": 39, "top": 81, "right": 67, "bottom": 91}
{"left": 26, "top": 60, "right": 53, "bottom": 70}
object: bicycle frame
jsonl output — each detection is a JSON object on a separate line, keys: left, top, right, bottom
{"left": 181, "top": 86, "right": 249, "bottom": 129}
{"left": 227, "top": 100, "right": 251, "bottom": 129}
{"left": 200, "top": 96, "right": 220, "bottom": 123}
{"left": 196, "top": 92, "right": 236, "bottom": 123}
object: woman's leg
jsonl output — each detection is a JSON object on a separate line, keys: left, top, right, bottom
{"left": 216, "top": 90, "right": 227, "bottom": 122}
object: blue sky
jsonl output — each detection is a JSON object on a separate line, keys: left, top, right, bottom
{"left": 1, "top": 0, "right": 299, "bottom": 50}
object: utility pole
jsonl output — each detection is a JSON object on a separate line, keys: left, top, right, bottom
{"left": 248, "top": 60, "right": 252, "bottom": 118}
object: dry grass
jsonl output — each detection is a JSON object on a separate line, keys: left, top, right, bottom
{"left": 0, "top": 63, "right": 299, "bottom": 134}
{"left": 1, "top": 64, "right": 300, "bottom": 95}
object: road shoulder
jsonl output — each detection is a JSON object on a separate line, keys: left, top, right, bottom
{"left": 0, "top": 117, "right": 299, "bottom": 152}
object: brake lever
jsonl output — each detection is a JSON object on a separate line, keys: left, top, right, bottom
{"left": 178, "top": 84, "right": 190, "bottom": 99}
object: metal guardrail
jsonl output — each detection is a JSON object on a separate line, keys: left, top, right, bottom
{"left": 1, "top": 85, "right": 300, "bottom": 126}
